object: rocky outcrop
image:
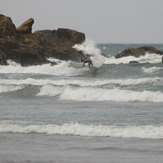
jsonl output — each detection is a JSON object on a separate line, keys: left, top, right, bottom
{"left": 129, "top": 61, "right": 139, "bottom": 64}
{"left": 0, "top": 14, "right": 17, "bottom": 37}
{"left": 116, "top": 46, "right": 163, "bottom": 58}
{"left": 0, "top": 15, "right": 85, "bottom": 66}
{"left": 56, "top": 28, "right": 85, "bottom": 44}
{"left": 17, "top": 18, "right": 34, "bottom": 34}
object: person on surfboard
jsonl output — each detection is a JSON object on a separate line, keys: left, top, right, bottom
{"left": 81, "top": 58, "right": 93, "bottom": 68}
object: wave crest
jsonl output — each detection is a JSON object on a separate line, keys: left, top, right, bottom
{"left": 1, "top": 122, "right": 163, "bottom": 139}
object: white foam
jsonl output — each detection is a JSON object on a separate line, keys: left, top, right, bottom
{"left": 73, "top": 39, "right": 106, "bottom": 67}
{"left": 37, "top": 85, "right": 63, "bottom": 97}
{"left": 36, "top": 84, "right": 163, "bottom": 102}
{"left": 0, "top": 122, "right": 163, "bottom": 139}
{"left": 59, "top": 86, "right": 163, "bottom": 102}
{"left": 142, "top": 67, "right": 163, "bottom": 74}
{"left": 0, "top": 77, "right": 159, "bottom": 87}
{"left": 0, "top": 60, "right": 83, "bottom": 76}
{"left": 104, "top": 53, "right": 163, "bottom": 64}
{"left": 0, "top": 85, "right": 23, "bottom": 93}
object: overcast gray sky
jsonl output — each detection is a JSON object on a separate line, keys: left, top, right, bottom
{"left": 1, "top": 0, "right": 163, "bottom": 43}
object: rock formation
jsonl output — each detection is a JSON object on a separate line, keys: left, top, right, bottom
{"left": 0, "top": 14, "right": 85, "bottom": 66}
{"left": 16, "top": 18, "right": 34, "bottom": 34}
{"left": 56, "top": 28, "right": 85, "bottom": 44}
{"left": 0, "top": 14, "right": 17, "bottom": 37}
{"left": 116, "top": 46, "right": 163, "bottom": 58}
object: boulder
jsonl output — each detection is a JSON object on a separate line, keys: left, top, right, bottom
{"left": 56, "top": 28, "right": 85, "bottom": 44}
{"left": 0, "top": 14, "right": 17, "bottom": 37}
{"left": 116, "top": 48, "right": 144, "bottom": 58}
{"left": 116, "top": 46, "right": 163, "bottom": 58}
{"left": 137, "top": 46, "right": 163, "bottom": 55}
{"left": 17, "top": 18, "right": 34, "bottom": 34}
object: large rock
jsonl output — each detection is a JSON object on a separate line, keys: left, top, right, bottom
{"left": 0, "top": 35, "right": 50, "bottom": 66}
{"left": 137, "top": 46, "right": 163, "bottom": 55}
{"left": 34, "top": 30, "right": 57, "bottom": 43}
{"left": 0, "top": 14, "right": 17, "bottom": 37}
{"left": 56, "top": 28, "right": 85, "bottom": 44}
{"left": 116, "top": 48, "right": 144, "bottom": 58}
{"left": 34, "top": 29, "right": 85, "bottom": 61}
{"left": 116, "top": 46, "right": 163, "bottom": 58}
{"left": 0, "top": 14, "right": 86, "bottom": 66}
{"left": 17, "top": 18, "right": 34, "bottom": 34}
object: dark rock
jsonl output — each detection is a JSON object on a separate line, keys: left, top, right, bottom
{"left": 0, "top": 14, "right": 17, "bottom": 37}
{"left": 34, "top": 29, "right": 85, "bottom": 61}
{"left": 17, "top": 18, "right": 34, "bottom": 34}
{"left": 34, "top": 30, "right": 57, "bottom": 43}
{"left": 56, "top": 28, "right": 85, "bottom": 44}
{"left": 116, "top": 46, "right": 163, "bottom": 59}
{"left": 0, "top": 14, "right": 86, "bottom": 66}
{"left": 138, "top": 46, "right": 163, "bottom": 55}
{"left": 0, "top": 52, "right": 8, "bottom": 65}
{"left": 116, "top": 48, "right": 144, "bottom": 58}
{"left": 0, "top": 35, "right": 49, "bottom": 66}
{"left": 129, "top": 61, "right": 139, "bottom": 64}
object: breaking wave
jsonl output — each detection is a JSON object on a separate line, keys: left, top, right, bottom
{"left": 0, "top": 77, "right": 159, "bottom": 87}
{"left": 0, "top": 60, "right": 84, "bottom": 77}
{"left": 37, "top": 85, "right": 163, "bottom": 102}
{"left": 0, "top": 121, "right": 163, "bottom": 139}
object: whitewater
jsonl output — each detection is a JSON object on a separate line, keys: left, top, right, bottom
{"left": 0, "top": 40, "right": 163, "bottom": 162}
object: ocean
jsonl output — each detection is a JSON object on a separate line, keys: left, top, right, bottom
{"left": 0, "top": 40, "right": 163, "bottom": 163}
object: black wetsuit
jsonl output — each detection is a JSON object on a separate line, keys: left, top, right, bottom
{"left": 82, "top": 59, "right": 93, "bottom": 68}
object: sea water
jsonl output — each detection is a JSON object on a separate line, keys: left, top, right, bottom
{"left": 0, "top": 40, "right": 163, "bottom": 162}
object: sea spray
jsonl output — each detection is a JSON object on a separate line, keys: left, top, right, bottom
{"left": 73, "top": 39, "right": 106, "bottom": 67}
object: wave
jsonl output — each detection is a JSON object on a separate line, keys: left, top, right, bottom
{"left": 142, "top": 67, "right": 163, "bottom": 74}
{"left": 0, "top": 77, "right": 159, "bottom": 87}
{"left": 104, "top": 53, "right": 163, "bottom": 64}
{"left": 74, "top": 39, "right": 163, "bottom": 65}
{"left": 0, "top": 85, "right": 24, "bottom": 93}
{"left": 37, "top": 85, "right": 163, "bottom": 102}
{"left": 0, "top": 122, "right": 163, "bottom": 139}
{"left": 0, "top": 76, "right": 162, "bottom": 102}
{"left": 0, "top": 60, "right": 84, "bottom": 77}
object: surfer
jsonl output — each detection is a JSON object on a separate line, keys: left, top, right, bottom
{"left": 81, "top": 58, "right": 93, "bottom": 68}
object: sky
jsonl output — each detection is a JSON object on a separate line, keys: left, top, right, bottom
{"left": 1, "top": 0, "right": 163, "bottom": 43}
